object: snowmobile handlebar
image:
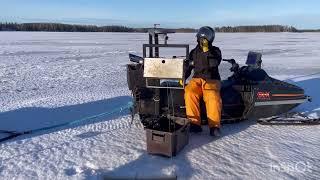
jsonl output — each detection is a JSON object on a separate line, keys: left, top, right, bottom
{"left": 222, "top": 58, "right": 236, "bottom": 64}
{"left": 223, "top": 59, "right": 240, "bottom": 72}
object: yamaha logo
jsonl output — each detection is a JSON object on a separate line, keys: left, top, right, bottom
{"left": 257, "top": 91, "right": 270, "bottom": 100}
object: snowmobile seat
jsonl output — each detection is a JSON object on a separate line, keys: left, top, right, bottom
{"left": 241, "top": 66, "right": 268, "bottom": 81}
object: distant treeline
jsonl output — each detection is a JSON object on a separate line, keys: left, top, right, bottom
{"left": 0, "top": 22, "right": 319, "bottom": 33}
{"left": 0, "top": 22, "right": 135, "bottom": 32}
{"left": 215, "top": 25, "right": 299, "bottom": 32}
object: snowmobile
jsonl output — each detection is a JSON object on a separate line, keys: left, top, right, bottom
{"left": 127, "top": 29, "right": 315, "bottom": 129}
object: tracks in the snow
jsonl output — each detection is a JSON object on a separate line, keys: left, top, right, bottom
{"left": 0, "top": 115, "right": 143, "bottom": 162}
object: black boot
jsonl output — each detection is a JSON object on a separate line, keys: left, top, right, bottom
{"left": 210, "top": 127, "right": 221, "bottom": 137}
{"left": 189, "top": 124, "right": 202, "bottom": 133}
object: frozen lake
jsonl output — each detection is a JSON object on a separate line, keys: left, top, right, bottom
{"left": 0, "top": 32, "right": 319, "bottom": 179}
{"left": 1, "top": 32, "right": 320, "bottom": 112}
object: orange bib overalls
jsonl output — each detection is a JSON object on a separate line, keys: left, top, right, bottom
{"left": 184, "top": 78, "right": 222, "bottom": 128}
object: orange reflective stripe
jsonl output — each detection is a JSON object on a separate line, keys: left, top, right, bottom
{"left": 272, "top": 94, "right": 304, "bottom": 97}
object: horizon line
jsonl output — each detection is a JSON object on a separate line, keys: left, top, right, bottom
{"left": 1, "top": 21, "right": 320, "bottom": 31}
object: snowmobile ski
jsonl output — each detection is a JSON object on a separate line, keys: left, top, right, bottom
{"left": 257, "top": 112, "right": 320, "bottom": 125}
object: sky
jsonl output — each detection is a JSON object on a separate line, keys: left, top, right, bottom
{"left": 1, "top": 0, "right": 320, "bottom": 29}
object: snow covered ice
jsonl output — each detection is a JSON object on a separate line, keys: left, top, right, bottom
{"left": 0, "top": 32, "right": 319, "bottom": 179}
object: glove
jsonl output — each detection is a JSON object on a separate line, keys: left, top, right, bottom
{"left": 230, "top": 63, "right": 239, "bottom": 72}
{"left": 179, "top": 80, "right": 184, "bottom": 86}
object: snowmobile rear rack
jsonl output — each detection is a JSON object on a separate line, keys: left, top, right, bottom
{"left": 147, "top": 28, "right": 176, "bottom": 57}
{"left": 142, "top": 44, "right": 189, "bottom": 58}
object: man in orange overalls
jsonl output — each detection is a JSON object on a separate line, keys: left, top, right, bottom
{"left": 184, "top": 26, "right": 222, "bottom": 136}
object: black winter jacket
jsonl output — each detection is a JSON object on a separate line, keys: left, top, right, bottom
{"left": 186, "top": 45, "right": 222, "bottom": 80}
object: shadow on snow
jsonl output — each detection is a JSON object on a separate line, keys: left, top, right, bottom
{"left": 101, "top": 76, "right": 320, "bottom": 179}
{"left": 101, "top": 120, "right": 256, "bottom": 179}
{"left": 0, "top": 96, "right": 132, "bottom": 143}
{"left": 0, "top": 77, "right": 319, "bottom": 179}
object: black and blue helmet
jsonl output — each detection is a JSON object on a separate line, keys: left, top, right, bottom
{"left": 196, "top": 26, "right": 215, "bottom": 43}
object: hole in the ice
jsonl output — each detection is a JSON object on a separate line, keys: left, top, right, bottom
{"left": 64, "top": 168, "right": 77, "bottom": 176}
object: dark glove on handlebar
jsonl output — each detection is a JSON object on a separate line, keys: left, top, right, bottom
{"left": 230, "top": 63, "right": 239, "bottom": 72}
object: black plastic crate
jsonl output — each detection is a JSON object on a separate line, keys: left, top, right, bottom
{"left": 146, "top": 117, "right": 190, "bottom": 157}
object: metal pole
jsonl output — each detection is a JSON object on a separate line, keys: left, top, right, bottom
{"left": 155, "top": 34, "right": 159, "bottom": 57}
{"left": 154, "top": 89, "right": 160, "bottom": 116}
{"left": 149, "top": 34, "right": 153, "bottom": 57}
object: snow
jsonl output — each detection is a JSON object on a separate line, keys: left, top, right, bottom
{"left": 0, "top": 32, "right": 320, "bottom": 179}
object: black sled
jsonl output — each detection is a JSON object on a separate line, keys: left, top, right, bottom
{"left": 127, "top": 29, "right": 312, "bottom": 129}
